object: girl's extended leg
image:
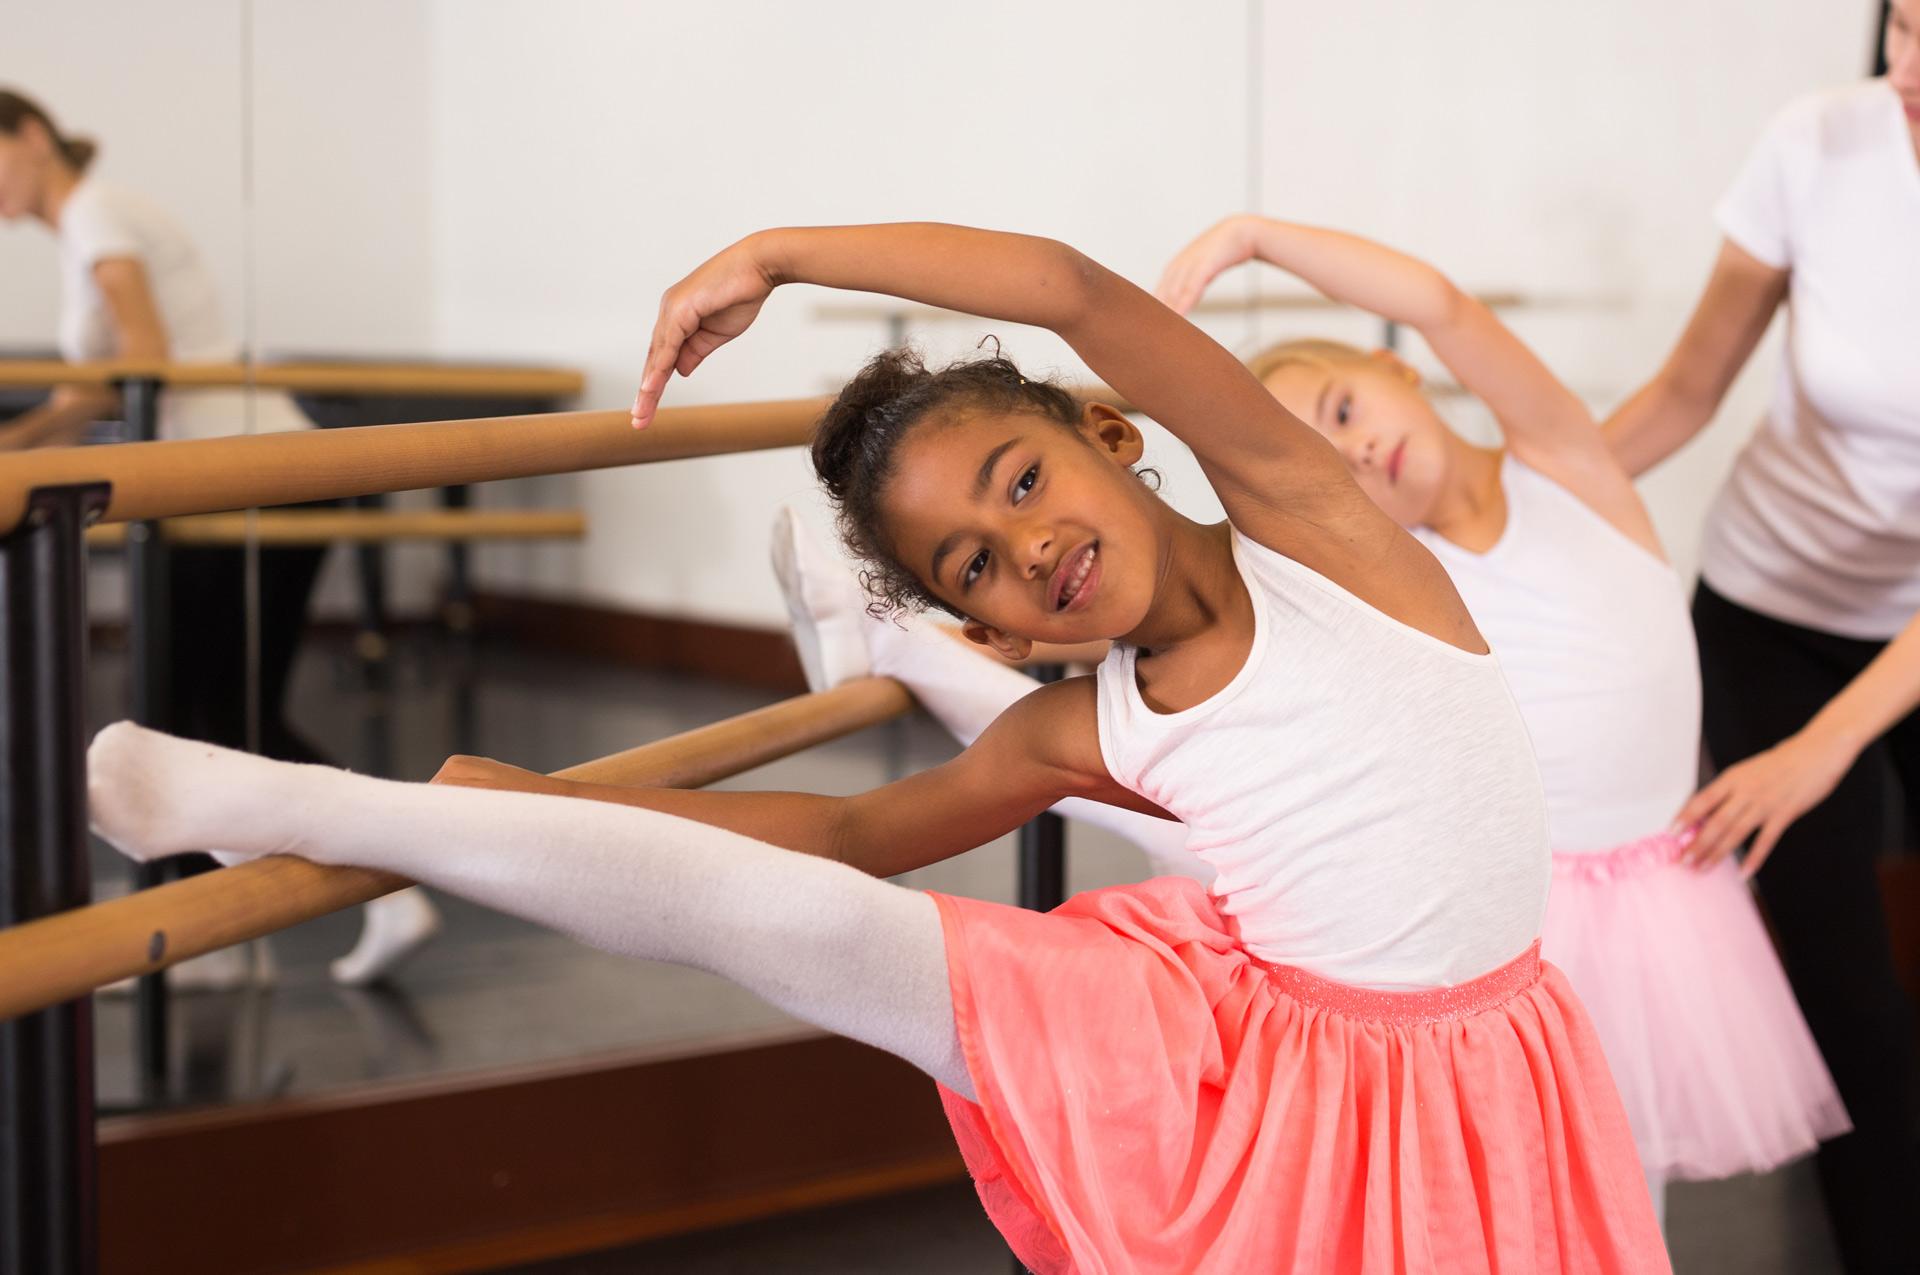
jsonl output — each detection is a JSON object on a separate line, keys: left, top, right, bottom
{"left": 87, "top": 723, "right": 972, "bottom": 1098}
{"left": 773, "top": 506, "right": 1207, "bottom": 881}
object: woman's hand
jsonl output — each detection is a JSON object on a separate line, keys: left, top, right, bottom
{"left": 431, "top": 754, "right": 568, "bottom": 797}
{"left": 1153, "top": 216, "right": 1258, "bottom": 315}
{"left": 631, "top": 235, "right": 779, "bottom": 429}
{"left": 1676, "top": 729, "right": 1857, "bottom": 877}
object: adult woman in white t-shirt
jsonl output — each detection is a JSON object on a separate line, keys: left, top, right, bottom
{"left": 1605, "top": 6, "right": 1920, "bottom": 1267}
{"left": 0, "top": 88, "right": 438, "bottom": 987}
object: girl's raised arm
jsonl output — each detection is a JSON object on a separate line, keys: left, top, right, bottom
{"left": 631, "top": 225, "right": 1378, "bottom": 560}
{"left": 1158, "top": 215, "right": 1659, "bottom": 556}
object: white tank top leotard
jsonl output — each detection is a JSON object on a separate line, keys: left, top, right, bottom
{"left": 1414, "top": 457, "right": 1701, "bottom": 854}
{"left": 1095, "top": 528, "right": 1550, "bottom": 991}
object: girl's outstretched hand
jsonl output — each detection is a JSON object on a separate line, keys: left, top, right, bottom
{"left": 432, "top": 753, "right": 569, "bottom": 798}
{"left": 1153, "top": 215, "right": 1258, "bottom": 315}
{"left": 632, "top": 236, "right": 778, "bottom": 428}
{"left": 1675, "top": 729, "right": 1856, "bottom": 878}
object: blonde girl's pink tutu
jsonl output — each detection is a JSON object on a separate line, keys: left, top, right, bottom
{"left": 1541, "top": 829, "right": 1849, "bottom": 1181}
{"left": 929, "top": 877, "right": 1669, "bottom": 1275}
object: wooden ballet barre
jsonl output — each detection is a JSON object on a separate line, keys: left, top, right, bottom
{"left": 812, "top": 290, "right": 1564, "bottom": 325}
{"left": 83, "top": 508, "right": 587, "bottom": 548}
{"left": 0, "top": 396, "right": 828, "bottom": 536}
{"left": 0, "top": 358, "right": 585, "bottom": 397}
{"left": 0, "top": 676, "right": 914, "bottom": 1022}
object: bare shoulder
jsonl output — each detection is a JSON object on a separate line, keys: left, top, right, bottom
{"left": 978, "top": 675, "right": 1104, "bottom": 781}
{"left": 1511, "top": 441, "right": 1667, "bottom": 561}
{"left": 1241, "top": 480, "right": 1491, "bottom": 656}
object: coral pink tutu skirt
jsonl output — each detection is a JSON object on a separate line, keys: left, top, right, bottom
{"left": 1541, "top": 829, "right": 1849, "bottom": 1181}
{"left": 929, "top": 877, "right": 1669, "bottom": 1274}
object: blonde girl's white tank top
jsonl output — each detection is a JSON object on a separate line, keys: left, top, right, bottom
{"left": 1413, "top": 457, "right": 1702, "bottom": 853}
{"left": 1095, "top": 528, "right": 1550, "bottom": 991}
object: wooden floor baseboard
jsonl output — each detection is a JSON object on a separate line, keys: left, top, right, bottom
{"left": 470, "top": 591, "right": 806, "bottom": 693}
{"left": 100, "top": 1030, "right": 963, "bottom": 1274}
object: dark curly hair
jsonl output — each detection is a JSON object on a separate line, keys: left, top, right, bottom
{"left": 812, "top": 345, "right": 1093, "bottom": 619}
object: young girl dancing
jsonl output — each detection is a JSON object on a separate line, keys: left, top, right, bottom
{"left": 89, "top": 223, "right": 1667, "bottom": 1273}
{"left": 779, "top": 215, "right": 1849, "bottom": 1227}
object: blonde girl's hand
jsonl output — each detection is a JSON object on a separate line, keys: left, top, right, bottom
{"left": 1675, "top": 729, "right": 1857, "bottom": 878}
{"left": 631, "top": 235, "right": 778, "bottom": 429}
{"left": 1153, "top": 215, "right": 1260, "bottom": 315}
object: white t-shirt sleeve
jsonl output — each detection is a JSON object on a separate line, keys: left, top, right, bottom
{"left": 60, "top": 185, "right": 143, "bottom": 269}
{"left": 1714, "top": 102, "right": 1807, "bottom": 270}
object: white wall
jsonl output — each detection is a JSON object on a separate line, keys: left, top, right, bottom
{"left": 432, "top": 0, "right": 1882, "bottom": 624}
{"left": 2, "top": 0, "right": 436, "bottom": 355}
{"left": 1226, "top": 0, "right": 1880, "bottom": 580}
{"left": 250, "top": 0, "right": 436, "bottom": 355}
{"left": 427, "top": 0, "right": 1251, "bottom": 624}
{"left": 5, "top": 1, "right": 1889, "bottom": 629}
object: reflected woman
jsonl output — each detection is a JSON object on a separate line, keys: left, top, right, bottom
{"left": 0, "top": 87, "right": 438, "bottom": 987}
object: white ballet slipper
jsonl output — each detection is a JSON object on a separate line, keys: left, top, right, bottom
{"left": 770, "top": 503, "right": 876, "bottom": 693}
{"left": 330, "top": 887, "right": 443, "bottom": 986}
{"left": 88, "top": 721, "right": 326, "bottom": 867}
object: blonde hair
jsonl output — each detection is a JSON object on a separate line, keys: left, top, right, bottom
{"left": 1244, "top": 337, "right": 1371, "bottom": 385}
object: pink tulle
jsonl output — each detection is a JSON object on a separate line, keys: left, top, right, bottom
{"left": 1542, "top": 829, "right": 1849, "bottom": 1180}
{"left": 932, "top": 878, "right": 1670, "bottom": 1274}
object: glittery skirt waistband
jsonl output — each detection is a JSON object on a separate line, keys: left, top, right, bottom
{"left": 1254, "top": 940, "right": 1544, "bottom": 1026}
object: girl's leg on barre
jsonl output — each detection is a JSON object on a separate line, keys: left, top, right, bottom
{"left": 87, "top": 723, "right": 971, "bottom": 1096}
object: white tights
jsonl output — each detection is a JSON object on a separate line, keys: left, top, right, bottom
{"left": 86, "top": 723, "right": 973, "bottom": 1098}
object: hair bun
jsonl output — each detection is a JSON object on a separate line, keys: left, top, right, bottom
{"left": 61, "top": 135, "right": 97, "bottom": 171}
{"left": 811, "top": 346, "right": 932, "bottom": 504}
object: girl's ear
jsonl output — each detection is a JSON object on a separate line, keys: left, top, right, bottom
{"left": 1369, "top": 348, "right": 1422, "bottom": 387}
{"left": 961, "top": 618, "right": 1034, "bottom": 663}
{"left": 1081, "top": 401, "right": 1145, "bottom": 467}
{"left": 19, "top": 115, "right": 57, "bottom": 159}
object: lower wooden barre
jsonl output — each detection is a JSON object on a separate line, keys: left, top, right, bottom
{"left": 84, "top": 508, "right": 586, "bottom": 547}
{"left": 0, "top": 676, "right": 913, "bottom": 1022}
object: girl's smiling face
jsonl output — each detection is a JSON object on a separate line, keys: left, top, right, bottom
{"left": 877, "top": 403, "right": 1168, "bottom": 657}
{"left": 1260, "top": 353, "right": 1459, "bottom": 530}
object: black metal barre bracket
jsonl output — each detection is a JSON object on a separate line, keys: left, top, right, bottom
{"left": 1015, "top": 663, "right": 1067, "bottom": 914}
{"left": 113, "top": 374, "right": 175, "bottom": 1102}
{"left": 1, "top": 481, "right": 109, "bottom": 1275}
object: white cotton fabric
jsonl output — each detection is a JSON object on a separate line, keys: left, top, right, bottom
{"left": 1702, "top": 79, "right": 1920, "bottom": 640}
{"left": 1095, "top": 529, "right": 1550, "bottom": 990}
{"left": 57, "top": 175, "right": 309, "bottom": 441}
{"left": 1415, "top": 458, "right": 1701, "bottom": 853}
